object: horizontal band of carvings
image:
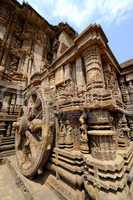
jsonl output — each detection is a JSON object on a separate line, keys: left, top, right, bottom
{"left": 97, "top": 167, "right": 125, "bottom": 180}
{"left": 0, "top": 79, "right": 23, "bottom": 91}
{"left": 48, "top": 163, "right": 83, "bottom": 187}
{"left": 89, "top": 125, "right": 112, "bottom": 129}
{"left": 86, "top": 83, "right": 104, "bottom": 90}
{"left": 86, "top": 66, "right": 102, "bottom": 73}
{"left": 51, "top": 158, "right": 83, "bottom": 174}
{"left": 85, "top": 154, "right": 124, "bottom": 172}
{"left": 57, "top": 99, "right": 125, "bottom": 113}
{"left": 54, "top": 148, "right": 83, "bottom": 160}
{"left": 0, "top": 114, "right": 17, "bottom": 121}
{"left": 84, "top": 155, "right": 127, "bottom": 191}
{"left": 87, "top": 173, "right": 127, "bottom": 191}
{"left": 46, "top": 174, "right": 83, "bottom": 200}
{"left": 118, "top": 145, "right": 133, "bottom": 173}
{"left": 86, "top": 80, "right": 103, "bottom": 86}
{"left": 52, "top": 151, "right": 83, "bottom": 165}
{"left": 87, "top": 130, "right": 116, "bottom": 136}
{"left": 83, "top": 59, "right": 101, "bottom": 66}
{"left": 51, "top": 155, "right": 83, "bottom": 166}
{"left": 85, "top": 164, "right": 126, "bottom": 180}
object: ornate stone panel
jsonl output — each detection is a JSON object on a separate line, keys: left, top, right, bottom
{"left": 0, "top": 1, "right": 133, "bottom": 200}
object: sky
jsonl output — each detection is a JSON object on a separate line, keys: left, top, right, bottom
{"left": 18, "top": 0, "right": 133, "bottom": 64}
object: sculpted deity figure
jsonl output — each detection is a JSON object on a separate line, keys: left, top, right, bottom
{"left": 58, "top": 120, "right": 66, "bottom": 146}
{"left": 65, "top": 120, "right": 73, "bottom": 146}
{"left": 79, "top": 111, "right": 89, "bottom": 153}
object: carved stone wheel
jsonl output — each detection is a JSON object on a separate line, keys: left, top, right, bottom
{"left": 15, "top": 89, "right": 54, "bottom": 177}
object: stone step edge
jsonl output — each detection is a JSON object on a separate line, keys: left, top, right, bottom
{"left": 0, "top": 150, "right": 15, "bottom": 158}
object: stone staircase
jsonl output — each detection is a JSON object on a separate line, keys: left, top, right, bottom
{"left": 0, "top": 136, "right": 15, "bottom": 157}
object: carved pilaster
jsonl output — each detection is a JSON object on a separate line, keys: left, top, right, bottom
{"left": 117, "top": 114, "right": 130, "bottom": 148}
{"left": 119, "top": 77, "right": 130, "bottom": 105}
{"left": 75, "top": 57, "right": 86, "bottom": 92}
{"left": 88, "top": 110, "right": 117, "bottom": 161}
{"left": 83, "top": 45, "right": 104, "bottom": 91}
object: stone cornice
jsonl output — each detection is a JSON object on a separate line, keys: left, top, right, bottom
{"left": 120, "top": 59, "right": 133, "bottom": 69}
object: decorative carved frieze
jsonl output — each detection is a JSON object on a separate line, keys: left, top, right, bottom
{"left": 0, "top": 1, "right": 133, "bottom": 200}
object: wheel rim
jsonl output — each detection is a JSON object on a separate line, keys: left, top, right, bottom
{"left": 15, "top": 88, "right": 53, "bottom": 177}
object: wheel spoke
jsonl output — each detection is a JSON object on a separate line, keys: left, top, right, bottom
{"left": 15, "top": 89, "right": 53, "bottom": 177}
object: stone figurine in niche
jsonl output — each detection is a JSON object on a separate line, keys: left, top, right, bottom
{"left": 79, "top": 110, "right": 89, "bottom": 153}
{"left": 1, "top": 1, "right": 133, "bottom": 199}
{"left": 65, "top": 120, "right": 73, "bottom": 147}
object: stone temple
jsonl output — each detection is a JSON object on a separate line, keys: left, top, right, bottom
{"left": 0, "top": 0, "right": 133, "bottom": 199}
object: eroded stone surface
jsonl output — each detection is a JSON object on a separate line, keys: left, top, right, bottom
{"left": 0, "top": 161, "right": 26, "bottom": 200}
{"left": 0, "top": 0, "right": 133, "bottom": 200}
{"left": 0, "top": 157, "right": 61, "bottom": 200}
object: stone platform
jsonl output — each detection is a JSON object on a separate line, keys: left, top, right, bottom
{"left": 0, "top": 157, "right": 60, "bottom": 200}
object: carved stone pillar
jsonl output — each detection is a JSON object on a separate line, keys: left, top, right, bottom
{"left": 83, "top": 45, "right": 104, "bottom": 92}
{"left": 119, "top": 77, "right": 130, "bottom": 105}
{"left": 117, "top": 114, "right": 130, "bottom": 148}
{"left": 83, "top": 111, "right": 127, "bottom": 200}
{"left": 64, "top": 63, "right": 72, "bottom": 81}
{"left": 88, "top": 110, "right": 117, "bottom": 160}
{"left": 75, "top": 57, "right": 85, "bottom": 92}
